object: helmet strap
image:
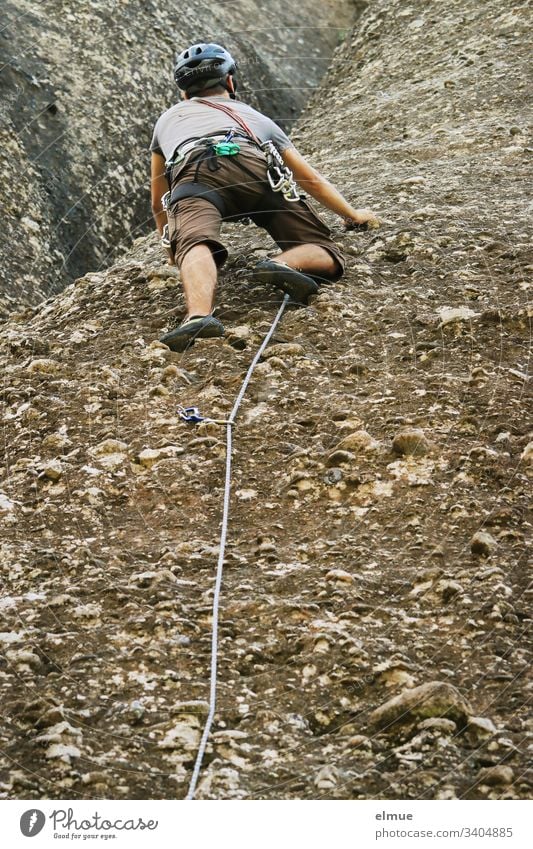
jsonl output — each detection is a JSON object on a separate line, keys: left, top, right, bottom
{"left": 226, "top": 75, "right": 237, "bottom": 100}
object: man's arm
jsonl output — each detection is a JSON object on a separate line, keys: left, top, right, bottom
{"left": 281, "top": 147, "right": 379, "bottom": 229}
{"left": 151, "top": 152, "right": 169, "bottom": 236}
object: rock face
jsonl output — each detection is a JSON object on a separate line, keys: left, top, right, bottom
{"left": 0, "top": 0, "right": 531, "bottom": 801}
{"left": 0, "top": 0, "right": 354, "bottom": 316}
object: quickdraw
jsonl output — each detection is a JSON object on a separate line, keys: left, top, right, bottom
{"left": 177, "top": 405, "right": 234, "bottom": 426}
{"left": 260, "top": 140, "right": 300, "bottom": 203}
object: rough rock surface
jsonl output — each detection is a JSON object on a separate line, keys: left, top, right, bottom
{"left": 0, "top": 0, "right": 354, "bottom": 316}
{"left": 0, "top": 0, "right": 531, "bottom": 800}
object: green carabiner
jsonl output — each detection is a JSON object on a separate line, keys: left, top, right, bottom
{"left": 214, "top": 141, "right": 241, "bottom": 156}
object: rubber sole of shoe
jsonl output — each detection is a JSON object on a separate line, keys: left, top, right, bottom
{"left": 160, "top": 315, "right": 225, "bottom": 352}
{"left": 252, "top": 260, "right": 319, "bottom": 304}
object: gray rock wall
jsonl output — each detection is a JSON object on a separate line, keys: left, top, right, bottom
{"left": 0, "top": 0, "right": 355, "bottom": 316}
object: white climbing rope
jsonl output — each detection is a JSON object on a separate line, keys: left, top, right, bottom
{"left": 186, "top": 294, "right": 290, "bottom": 800}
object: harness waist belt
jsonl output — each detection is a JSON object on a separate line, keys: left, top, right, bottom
{"left": 169, "top": 182, "right": 228, "bottom": 217}
{"left": 167, "top": 133, "right": 259, "bottom": 168}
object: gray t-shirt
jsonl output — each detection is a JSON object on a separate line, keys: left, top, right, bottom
{"left": 150, "top": 96, "right": 294, "bottom": 161}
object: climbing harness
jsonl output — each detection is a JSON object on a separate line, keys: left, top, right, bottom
{"left": 183, "top": 293, "right": 290, "bottom": 801}
{"left": 194, "top": 98, "right": 301, "bottom": 204}
{"left": 162, "top": 98, "right": 301, "bottom": 223}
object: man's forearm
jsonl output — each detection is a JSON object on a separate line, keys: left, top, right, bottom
{"left": 300, "top": 176, "right": 362, "bottom": 221}
{"left": 152, "top": 206, "right": 167, "bottom": 236}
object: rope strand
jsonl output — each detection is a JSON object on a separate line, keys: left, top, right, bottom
{"left": 185, "top": 294, "right": 290, "bottom": 800}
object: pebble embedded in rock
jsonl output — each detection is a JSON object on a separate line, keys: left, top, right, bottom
{"left": 438, "top": 306, "right": 478, "bottom": 326}
{"left": 470, "top": 531, "right": 497, "bottom": 557}
{"left": 417, "top": 718, "right": 457, "bottom": 734}
{"left": 333, "top": 430, "right": 380, "bottom": 453}
{"left": 477, "top": 765, "right": 514, "bottom": 786}
{"left": 93, "top": 439, "right": 128, "bottom": 456}
{"left": 138, "top": 448, "right": 163, "bottom": 468}
{"left": 262, "top": 343, "right": 305, "bottom": 359}
{"left": 466, "top": 716, "right": 498, "bottom": 743}
{"left": 392, "top": 428, "right": 430, "bottom": 457}
{"left": 42, "top": 459, "right": 63, "bottom": 481}
{"left": 370, "top": 681, "right": 472, "bottom": 729}
{"left": 325, "top": 568, "right": 354, "bottom": 584}
{"left": 520, "top": 441, "right": 533, "bottom": 464}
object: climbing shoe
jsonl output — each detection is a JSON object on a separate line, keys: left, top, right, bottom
{"left": 252, "top": 259, "right": 319, "bottom": 304}
{"left": 160, "top": 314, "right": 225, "bottom": 352}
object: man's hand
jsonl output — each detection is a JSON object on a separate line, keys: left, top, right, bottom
{"left": 343, "top": 209, "right": 380, "bottom": 231}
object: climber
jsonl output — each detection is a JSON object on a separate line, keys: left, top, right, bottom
{"left": 151, "top": 42, "right": 379, "bottom": 351}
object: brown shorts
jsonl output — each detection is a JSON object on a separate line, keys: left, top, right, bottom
{"left": 166, "top": 145, "right": 345, "bottom": 279}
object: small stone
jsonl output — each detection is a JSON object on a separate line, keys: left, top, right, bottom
{"left": 417, "top": 718, "right": 457, "bottom": 734}
{"left": 520, "top": 441, "right": 533, "bottom": 464}
{"left": 27, "top": 358, "right": 60, "bottom": 375}
{"left": 392, "top": 428, "right": 430, "bottom": 456}
{"left": 314, "top": 765, "right": 337, "bottom": 790}
{"left": 236, "top": 488, "right": 257, "bottom": 501}
{"left": 0, "top": 493, "right": 16, "bottom": 513}
{"left": 138, "top": 448, "right": 163, "bottom": 468}
{"left": 325, "top": 568, "right": 354, "bottom": 584}
{"left": 327, "top": 449, "right": 355, "bottom": 466}
{"left": 42, "top": 459, "right": 63, "bottom": 481}
{"left": 333, "top": 430, "right": 379, "bottom": 453}
{"left": 477, "top": 765, "right": 514, "bottom": 786}
{"left": 324, "top": 467, "right": 342, "bottom": 485}
{"left": 6, "top": 649, "right": 42, "bottom": 668}
{"left": 344, "top": 735, "right": 372, "bottom": 749}
{"left": 127, "top": 700, "right": 145, "bottom": 723}
{"left": 438, "top": 306, "right": 478, "bottom": 326}
{"left": 0, "top": 631, "right": 25, "bottom": 644}
{"left": 159, "top": 721, "right": 201, "bottom": 751}
{"left": 93, "top": 438, "right": 128, "bottom": 456}
{"left": 402, "top": 176, "right": 426, "bottom": 186}
{"left": 72, "top": 603, "right": 101, "bottom": 620}
{"left": 471, "top": 531, "right": 497, "bottom": 557}
{"left": 440, "top": 580, "right": 463, "bottom": 602}
{"left": 370, "top": 681, "right": 471, "bottom": 729}
{"left": 95, "top": 452, "right": 128, "bottom": 471}
{"left": 466, "top": 716, "right": 498, "bottom": 740}
{"left": 81, "top": 772, "right": 109, "bottom": 786}
{"left": 262, "top": 343, "right": 305, "bottom": 359}
{"left": 42, "top": 432, "right": 70, "bottom": 451}
{"left": 45, "top": 743, "right": 81, "bottom": 762}
{"left": 21, "top": 216, "right": 41, "bottom": 233}
{"left": 265, "top": 355, "right": 288, "bottom": 370}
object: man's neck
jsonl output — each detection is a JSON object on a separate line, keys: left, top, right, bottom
{"left": 188, "top": 91, "right": 230, "bottom": 100}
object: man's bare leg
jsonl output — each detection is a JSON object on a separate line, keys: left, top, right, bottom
{"left": 275, "top": 244, "right": 338, "bottom": 278}
{"left": 180, "top": 243, "right": 218, "bottom": 317}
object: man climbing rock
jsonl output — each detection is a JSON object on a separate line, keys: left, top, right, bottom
{"left": 151, "top": 43, "right": 378, "bottom": 351}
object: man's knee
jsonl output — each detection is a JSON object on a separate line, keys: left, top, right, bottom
{"left": 176, "top": 238, "right": 228, "bottom": 269}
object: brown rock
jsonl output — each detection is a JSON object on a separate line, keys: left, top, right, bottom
{"left": 477, "top": 766, "right": 514, "bottom": 786}
{"left": 370, "top": 681, "right": 472, "bottom": 730}
{"left": 471, "top": 531, "right": 497, "bottom": 557}
{"left": 392, "top": 428, "right": 431, "bottom": 457}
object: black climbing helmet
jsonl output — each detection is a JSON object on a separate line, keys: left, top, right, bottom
{"left": 174, "top": 43, "right": 237, "bottom": 96}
